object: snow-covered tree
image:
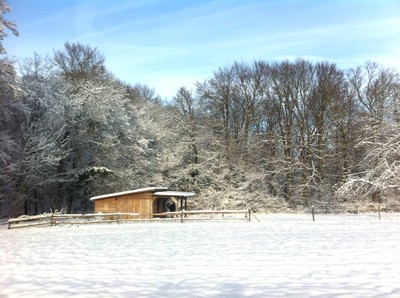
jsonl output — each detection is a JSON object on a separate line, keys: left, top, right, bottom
{"left": 0, "top": 0, "right": 18, "bottom": 54}
{"left": 0, "top": 58, "right": 27, "bottom": 217}
{"left": 337, "top": 63, "right": 400, "bottom": 204}
{"left": 0, "top": 54, "right": 68, "bottom": 216}
{"left": 337, "top": 120, "right": 400, "bottom": 203}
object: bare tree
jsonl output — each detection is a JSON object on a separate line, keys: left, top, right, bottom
{"left": 349, "top": 61, "right": 399, "bottom": 122}
{"left": 196, "top": 66, "right": 235, "bottom": 158}
{"left": 125, "top": 82, "right": 161, "bottom": 104}
{"left": 172, "top": 87, "right": 199, "bottom": 165}
{"left": 53, "top": 42, "right": 107, "bottom": 81}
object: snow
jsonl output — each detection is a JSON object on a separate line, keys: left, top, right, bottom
{"left": 153, "top": 190, "right": 196, "bottom": 197}
{"left": 90, "top": 187, "right": 168, "bottom": 201}
{"left": 1, "top": 214, "right": 400, "bottom": 297}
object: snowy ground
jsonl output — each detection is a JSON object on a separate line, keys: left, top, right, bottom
{"left": 1, "top": 213, "right": 400, "bottom": 297}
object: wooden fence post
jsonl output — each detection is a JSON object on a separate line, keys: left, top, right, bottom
{"left": 50, "top": 213, "right": 54, "bottom": 226}
{"left": 311, "top": 206, "right": 315, "bottom": 222}
{"left": 181, "top": 209, "right": 184, "bottom": 223}
{"left": 248, "top": 208, "right": 251, "bottom": 222}
{"left": 378, "top": 204, "right": 381, "bottom": 220}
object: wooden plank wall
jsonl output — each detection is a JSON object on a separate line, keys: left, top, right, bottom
{"left": 116, "top": 193, "right": 153, "bottom": 218}
{"left": 94, "top": 198, "right": 117, "bottom": 213}
{"left": 93, "top": 192, "right": 191, "bottom": 219}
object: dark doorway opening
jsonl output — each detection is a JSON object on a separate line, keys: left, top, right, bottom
{"left": 153, "top": 198, "right": 176, "bottom": 216}
{"left": 166, "top": 200, "right": 176, "bottom": 212}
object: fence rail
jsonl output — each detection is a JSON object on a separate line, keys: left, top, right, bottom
{"left": 310, "top": 203, "right": 384, "bottom": 221}
{"left": 7, "top": 209, "right": 254, "bottom": 229}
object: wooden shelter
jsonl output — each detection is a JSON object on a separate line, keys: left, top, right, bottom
{"left": 90, "top": 187, "right": 195, "bottom": 218}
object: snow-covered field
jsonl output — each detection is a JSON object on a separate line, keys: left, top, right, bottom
{"left": 1, "top": 213, "right": 400, "bottom": 297}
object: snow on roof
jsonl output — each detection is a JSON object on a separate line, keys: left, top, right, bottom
{"left": 90, "top": 187, "right": 169, "bottom": 201}
{"left": 153, "top": 191, "right": 196, "bottom": 198}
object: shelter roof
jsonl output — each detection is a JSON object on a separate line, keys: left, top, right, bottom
{"left": 153, "top": 191, "right": 196, "bottom": 198}
{"left": 90, "top": 187, "right": 168, "bottom": 201}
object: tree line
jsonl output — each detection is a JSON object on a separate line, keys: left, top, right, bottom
{"left": 194, "top": 59, "right": 400, "bottom": 209}
{"left": 1, "top": 3, "right": 400, "bottom": 217}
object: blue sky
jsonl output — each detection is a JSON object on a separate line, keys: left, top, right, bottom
{"left": 4, "top": 0, "right": 400, "bottom": 99}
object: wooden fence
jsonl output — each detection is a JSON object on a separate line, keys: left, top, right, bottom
{"left": 7, "top": 209, "right": 255, "bottom": 229}
{"left": 310, "top": 203, "right": 384, "bottom": 221}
